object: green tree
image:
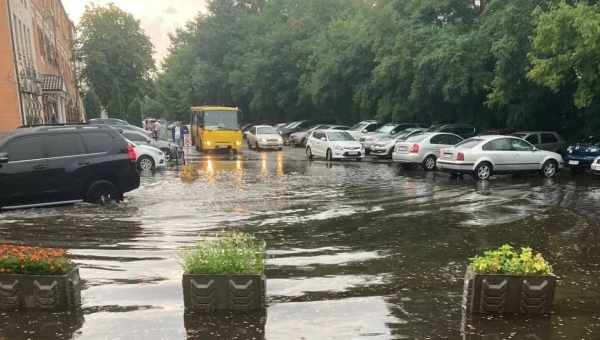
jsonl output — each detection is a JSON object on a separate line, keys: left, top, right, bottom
{"left": 83, "top": 87, "right": 102, "bottom": 119}
{"left": 76, "top": 4, "right": 155, "bottom": 121}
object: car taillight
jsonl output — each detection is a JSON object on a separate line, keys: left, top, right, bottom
{"left": 457, "top": 152, "right": 465, "bottom": 161}
{"left": 127, "top": 144, "right": 137, "bottom": 161}
{"left": 409, "top": 144, "right": 420, "bottom": 153}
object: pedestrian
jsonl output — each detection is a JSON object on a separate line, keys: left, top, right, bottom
{"left": 153, "top": 120, "right": 161, "bottom": 140}
{"left": 172, "top": 121, "right": 183, "bottom": 147}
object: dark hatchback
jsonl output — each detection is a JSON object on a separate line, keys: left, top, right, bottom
{"left": 565, "top": 136, "right": 600, "bottom": 173}
{"left": 0, "top": 125, "right": 140, "bottom": 209}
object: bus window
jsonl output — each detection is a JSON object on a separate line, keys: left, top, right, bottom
{"left": 204, "top": 111, "right": 239, "bottom": 130}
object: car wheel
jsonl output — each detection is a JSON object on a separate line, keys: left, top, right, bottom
{"left": 306, "top": 147, "right": 314, "bottom": 160}
{"left": 541, "top": 160, "right": 558, "bottom": 178}
{"left": 475, "top": 162, "right": 492, "bottom": 180}
{"left": 86, "top": 180, "right": 120, "bottom": 204}
{"left": 137, "top": 155, "right": 155, "bottom": 171}
{"left": 423, "top": 155, "right": 437, "bottom": 171}
{"left": 326, "top": 149, "right": 333, "bottom": 161}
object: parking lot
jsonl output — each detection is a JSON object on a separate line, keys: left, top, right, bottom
{"left": 1, "top": 146, "right": 600, "bottom": 339}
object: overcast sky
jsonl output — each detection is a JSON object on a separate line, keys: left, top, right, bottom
{"left": 62, "top": 0, "right": 208, "bottom": 63}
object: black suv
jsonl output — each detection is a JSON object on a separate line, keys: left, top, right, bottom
{"left": 0, "top": 125, "right": 140, "bottom": 209}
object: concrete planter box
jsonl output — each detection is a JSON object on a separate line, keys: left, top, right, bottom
{"left": 462, "top": 266, "right": 556, "bottom": 315}
{"left": 182, "top": 274, "right": 266, "bottom": 312}
{"left": 0, "top": 267, "right": 81, "bottom": 311}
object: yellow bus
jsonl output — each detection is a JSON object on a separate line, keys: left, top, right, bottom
{"left": 190, "top": 106, "right": 243, "bottom": 153}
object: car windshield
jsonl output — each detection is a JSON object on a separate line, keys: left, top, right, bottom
{"left": 455, "top": 138, "right": 483, "bottom": 149}
{"left": 327, "top": 131, "right": 354, "bottom": 141}
{"left": 349, "top": 122, "right": 367, "bottom": 130}
{"left": 583, "top": 136, "right": 600, "bottom": 145}
{"left": 204, "top": 111, "right": 239, "bottom": 130}
{"left": 257, "top": 126, "right": 277, "bottom": 134}
{"left": 376, "top": 124, "right": 396, "bottom": 134}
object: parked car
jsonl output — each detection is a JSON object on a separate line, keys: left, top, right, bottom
{"left": 289, "top": 124, "right": 349, "bottom": 147}
{"left": 246, "top": 125, "right": 283, "bottom": 150}
{"left": 429, "top": 124, "right": 477, "bottom": 139}
{"left": 392, "top": 132, "right": 463, "bottom": 170}
{"left": 0, "top": 125, "right": 140, "bottom": 209}
{"left": 129, "top": 140, "right": 166, "bottom": 171}
{"left": 437, "top": 135, "right": 563, "bottom": 180}
{"left": 360, "top": 123, "right": 420, "bottom": 153}
{"left": 306, "top": 130, "right": 364, "bottom": 161}
{"left": 512, "top": 131, "right": 566, "bottom": 153}
{"left": 89, "top": 119, "right": 151, "bottom": 136}
{"left": 121, "top": 130, "right": 177, "bottom": 159}
{"left": 592, "top": 156, "right": 600, "bottom": 175}
{"left": 279, "top": 120, "right": 314, "bottom": 143}
{"left": 347, "top": 120, "right": 382, "bottom": 140}
{"left": 564, "top": 136, "right": 600, "bottom": 173}
{"left": 370, "top": 128, "right": 427, "bottom": 159}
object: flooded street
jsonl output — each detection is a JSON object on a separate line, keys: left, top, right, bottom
{"left": 1, "top": 147, "right": 600, "bottom": 339}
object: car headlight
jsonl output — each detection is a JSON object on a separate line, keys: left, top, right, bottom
{"left": 334, "top": 145, "right": 344, "bottom": 151}
{"left": 567, "top": 146, "right": 573, "bottom": 154}
{"left": 260, "top": 138, "right": 267, "bottom": 143}
{"left": 236, "top": 141, "right": 241, "bottom": 146}
{"left": 590, "top": 147, "right": 599, "bottom": 153}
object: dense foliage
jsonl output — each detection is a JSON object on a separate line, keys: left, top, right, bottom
{"left": 181, "top": 232, "right": 265, "bottom": 275}
{"left": 155, "top": 0, "right": 600, "bottom": 139}
{"left": 76, "top": 4, "right": 156, "bottom": 123}
{"left": 470, "top": 244, "right": 553, "bottom": 275}
{"left": 0, "top": 245, "right": 74, "bottom": 275}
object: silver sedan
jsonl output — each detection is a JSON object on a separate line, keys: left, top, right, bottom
{"left": 437, "top": 135, "right": 564, "bottom": 180}
{"left": 392, "top": 132, "right": 463, "bottom": 170}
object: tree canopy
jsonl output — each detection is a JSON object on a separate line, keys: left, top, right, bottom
{"left": 76, "top": 4, "right": 156, "bottom": 124}
{"left": 149, "top": 0, "right": 600, "bottom": 137}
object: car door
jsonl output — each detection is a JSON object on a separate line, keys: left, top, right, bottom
{"left": 481, "top": 138, "right": 516, "bottom": 172}
{"left": 313, "top": 131, "right": 326, "bottom": 157}
{"left": 44, "top": 133, "right": 88, "bottom": 201}
{"left": 0, "top": 135, "right": 49, "bottom": 206}
{"left": 510, "top": 138, "right": 540, "bottom": 171}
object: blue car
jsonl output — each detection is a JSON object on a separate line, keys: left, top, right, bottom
{"left": 565, "top": 136, "right": 600, "bottom": 173}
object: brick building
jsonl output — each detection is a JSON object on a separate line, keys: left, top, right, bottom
{"left": 0, "top": 0, "right": 84, "bottom": 132}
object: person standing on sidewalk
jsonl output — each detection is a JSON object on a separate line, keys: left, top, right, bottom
{"left": 153, "top": 120, "right": 161, "bottom": 140}
{"left": 172, "top": 121, "right": 183, "bottom": 147}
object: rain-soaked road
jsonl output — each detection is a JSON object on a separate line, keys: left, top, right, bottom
{"left": 1, "top": 146, "right": 600, "bottom": 339}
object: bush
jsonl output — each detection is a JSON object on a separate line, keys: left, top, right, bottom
{"left": 0, "top": 245, "right": 74, "bottom": 275}
{"left": 470, "top": 244, "right": 553, "bottom": 275}
{"left": 181, "top": 232, "right": 265, "bottom": 275}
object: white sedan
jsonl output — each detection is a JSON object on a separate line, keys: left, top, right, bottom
{"left": 592, "top": 157, "right": 600, "bottom": 175}
{"left": 437, "top": 135, "right": 564, "bottom": 180}
{"left": 246, "top": 125, "right": 283, "bottom": 150}
{"left": 306, "top": 130, "right": 364, "bottom": 161}
{"left": 132, "top": 142, "right": 166, "bottom": 171}
{"left": 393, "top": 132, "right": 463, "bottom": 170}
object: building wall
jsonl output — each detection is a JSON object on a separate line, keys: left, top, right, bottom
{"left": 0, "top": 0, "right": 23, "bottom": 132}
{"left": 30, "top": 0, "right": 82, "bottom": 123}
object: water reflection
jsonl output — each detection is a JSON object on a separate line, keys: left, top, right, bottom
{"left": 461, "top": 314, "right": 552, "bottom": 340}
{"left": 0, "top": 311, "right": 84, "bottom": 340}
{"left": 184, "top": 312, "right": 266, "bottom": 340}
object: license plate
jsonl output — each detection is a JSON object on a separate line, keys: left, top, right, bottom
{"left": 347, "top": 151, "right": 359, "bottom": 156}
{"left": 569, "top": 160, "right": 579, "bottom": 165}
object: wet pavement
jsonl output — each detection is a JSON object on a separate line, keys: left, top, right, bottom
{"left": 1, "top": 146, "right": 600, "bottom": 339}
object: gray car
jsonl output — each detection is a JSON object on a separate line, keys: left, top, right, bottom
{"left": 437, "top": 135, "right": 564, "bottom": 180}
{"left": 392, "top": 132, "right": 463, "bottom": 170}
{"left": 121, "top": 130, "right": 177, "bottom": 159}
{"left": 370, "top": 128, "right": 427, "bottom": 159}
{"left": 512, "top": 131, "right": 566, "bottom": 153}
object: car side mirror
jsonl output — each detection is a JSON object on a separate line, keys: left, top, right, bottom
{"left": 362, "top": 129, "right": 368, "bottom": 133}
{"left": 0, "top": 153, "right": 8, "bottom": 163}
{"left": 532, "top": 147, "right": 538, "bottom": 151}
{"left": 320, "top": 137, "right": 327, "bottom": 141}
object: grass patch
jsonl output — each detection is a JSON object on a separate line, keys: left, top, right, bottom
{"left": 0, "top": 245, "right": 74, "bottom": 275}
{"left": 181, "top": 232, "right": 265, "bottom": 275}
{"left": 471, "top": 244, "right": 553, "bottom": 275}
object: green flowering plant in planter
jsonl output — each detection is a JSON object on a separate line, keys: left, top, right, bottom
{"left": 181, "top": 232, "right": 265, "bottom": 275}
{"left": 470, "top": 244, "right": 553, "bottom": 275}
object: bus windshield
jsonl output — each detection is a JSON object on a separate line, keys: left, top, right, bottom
{"left": 204, "top": 111, "right": 239, "bottom": 130}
